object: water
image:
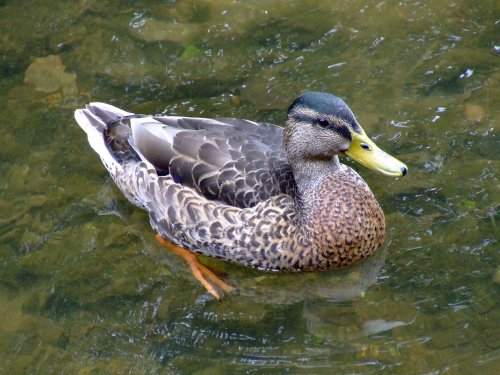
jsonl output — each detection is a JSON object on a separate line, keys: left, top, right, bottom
{"left": 0, "top": 0, "right": 498, "bottom": 373}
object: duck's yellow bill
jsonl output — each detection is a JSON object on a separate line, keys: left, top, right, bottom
{"left": 345, "top": 129, "right": 408, "bottom": 177}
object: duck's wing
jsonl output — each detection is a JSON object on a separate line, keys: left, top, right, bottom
{"left": 126, "top": 115, "right": 296, "bottom": 208}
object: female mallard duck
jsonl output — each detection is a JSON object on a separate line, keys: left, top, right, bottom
{"left": 75, "top": 92, "right": 407, "bottom": 299}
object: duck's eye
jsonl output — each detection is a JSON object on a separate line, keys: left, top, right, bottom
{"left": 315, "top": 118, "right": 329, "bottom": 128}
{"left": 360, "top": 143, "right": 371, "bottom": 151}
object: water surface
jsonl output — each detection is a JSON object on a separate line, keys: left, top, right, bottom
{"left": 0, "top": 0, "right": 498, "bottom": 373}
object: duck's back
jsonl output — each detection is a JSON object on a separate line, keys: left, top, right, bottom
{"left": 77, "top": 103, "right": 297, "bottom": 209}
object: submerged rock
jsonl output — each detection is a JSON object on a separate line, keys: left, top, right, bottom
{"left": 464, "top": 103, "right": 485, "bottom": 123}
{"left": 24, "top": 55, "right": 77, "bottom": 96}
{"left": 129, "top": 17, "right": 200, "bottom": 43}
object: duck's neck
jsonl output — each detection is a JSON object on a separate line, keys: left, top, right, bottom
{"left": 292, "top": 155, "right": 342, "bottom": 193}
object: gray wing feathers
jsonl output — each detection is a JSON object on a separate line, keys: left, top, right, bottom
{"left": 75, "top": 103, "right": 296, "bottom": 210}
{"left": 127, "top": 115, "right": 295, "bottom": 207}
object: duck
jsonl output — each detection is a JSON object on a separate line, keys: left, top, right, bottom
{"left": 74, "top": 92, "right": 407, "bottom": 299}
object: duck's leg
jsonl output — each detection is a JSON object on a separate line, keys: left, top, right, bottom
{"left": 155, "top": 234, "right": 235, "bottom": 300}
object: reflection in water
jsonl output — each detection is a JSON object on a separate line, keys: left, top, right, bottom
{"left": 236, "top": 247, "right": 387, "bottom": 304}
{"left": 0, "top": 0, "right": 498, "bottom": 373}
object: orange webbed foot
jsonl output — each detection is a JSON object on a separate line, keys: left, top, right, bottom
{"left": 155, "top": 234, "right": 235, "bottom": 300}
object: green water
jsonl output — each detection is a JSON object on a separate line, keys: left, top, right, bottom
{"left": 0, "top": 0, "right": 498, "bottom": 373}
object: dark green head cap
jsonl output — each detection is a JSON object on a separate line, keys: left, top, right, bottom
{"left": 288, "top": 92, "right": 362, "bottom": 134}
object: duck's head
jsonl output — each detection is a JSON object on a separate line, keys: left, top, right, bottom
{"left": 284, "top": 92, "right": 407, "bottom": 177}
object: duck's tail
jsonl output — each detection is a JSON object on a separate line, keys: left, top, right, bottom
{"left": 75, "top": 103, "right": 141, "bottom": 172}
{"left": 75, "top": 103, "right": 154, "bottom": 209}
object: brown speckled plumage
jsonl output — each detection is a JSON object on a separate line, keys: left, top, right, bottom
{"left": 75, "top": 92, "right": 399, "bottom": 272}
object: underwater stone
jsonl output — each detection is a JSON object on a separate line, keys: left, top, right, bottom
{"left": 24, "top": 55, "right": 77, "bottom": 95}
{"left": 129, "top": 17, "right": 200, "bottom": 43}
